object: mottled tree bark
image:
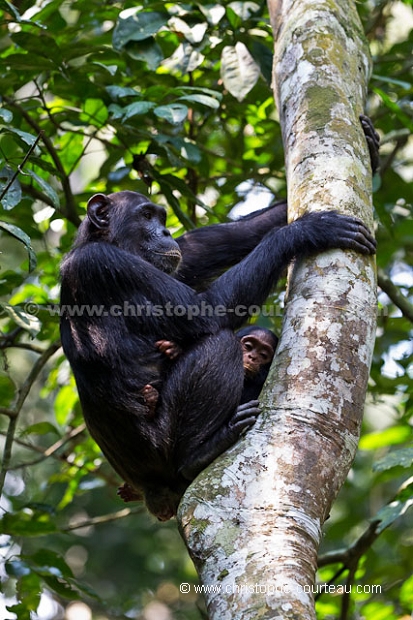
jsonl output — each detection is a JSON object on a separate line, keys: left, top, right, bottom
{"left": 179, "top": 1, "right": 377, "bottom": 618}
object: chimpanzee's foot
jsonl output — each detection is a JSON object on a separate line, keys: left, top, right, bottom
{"left": 139, "top": 384, "right": 159, "bottom": 417}
{"left": 117, "top": 482, "right": 143, "bottom": 503}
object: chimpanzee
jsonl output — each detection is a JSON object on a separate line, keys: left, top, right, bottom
{"left": 60, "top": 118, "right": 378, "bottom": 521}
{"left": 155, "top": 325, "right": 278, "bottom": 404}
{"left": 236, "top": 326, "right": 279, "bottom": 402}
{"left": 116, "top": 327, "right": 277, "bottom": 502}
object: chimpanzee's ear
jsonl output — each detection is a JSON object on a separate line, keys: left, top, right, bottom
{"left": 87, "top": 193, "right": 110, "bottom": 229}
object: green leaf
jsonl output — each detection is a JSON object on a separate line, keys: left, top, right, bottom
{"left": 0, "top": 509, "right": 57, "bottom": 536}
{"left": 226, "top": 1, "right": 259, "bottom": 27}
{"left": 179, "top": 141, "right": 202, "bottom": 164}
{"left": 0, "top": 166, "right": 21, "bottom": 209}
{"left": 42, "top": 576, "right": 80, "bottom": 600}
{"left": 177, "top": 94, "right": 220, "bottom": 110}
{"left": 113, "top": 10, "right": 169, "bottom": 49}
{"left": 91, "top": 62, "right": 117, "bottom": 76}
{"left": 154, "top": 103, "right": 188, "bottom": 125}
{"left": 0, "top": 270, "right": 24, "bottom": 296}
{"left": 123, "top": 101, "right": 156, "bottom": 120}
{"left": 107, "top": 103, "right": 125, "bottom": 120}
{"left": 2, "top": 53, "right": 53, "bottom": 71}
{"left": 0, "top": 222, "right": 37, "bottom": 272}
{"left": 106, "top": 85, "right": 140, "bottom": 99}
{"left": 4, "top": 127, "right": 39, "bottom": 147}
{"left": 5, "top": 605, "right": 31, "bottom": 620}
{"left": 221, "top": 42, "right": 261, "bottom": 101}
{"left": 359, "top": 426, "right": 412, "bottom": 450}
{"left": 22, "top": 422, "right": 60, "bottom": 437}
{"left": 11, "top": 32, "right": 63, "bottom": 64}
{"left": 125, "top": 38, "right": 164, "bottom": 70}
{"left": 371, "top": 73, "right": 411, "bottom": 90}
{"left": 26, "top": 170, "right": 60, "bottom": 208}
{"left": 0, "top": 303, "right": 41, "bottom": 337}
{"left": 31, "top": 549, "right": 74, "bottom": 579}
{"left": 166, "top": 136, "right": 202, "bottom": 164}
{"left": 0, "top": 0, "right": 21, "bottom": 21}
{"left": 373, "top": 447, "right": 413, "bottom": 471}
{"left": 0, "top": 107, "right": 13, "bottom": 123}
{"left": 400, "top": 573, "right": 413, "bottom": 608}
{"left": 250, "top": 40, "right": 273, "bottom": 85}
{"left": 16, "top": 572, "right": 42, "bottom": 613}
{"left": 81, "top": 98, "right": 109, "bottom": 126}
{"left": 375, "top": 496, "right": 413, "bottom": 533}
{"left": 54, "top": 385, "right": 79, "bottom": 425}
{"left": 0, "top": 375, "right": 15, "bottom": 408}
{"left": 373, "top": 87, "right": 413, "bottom": 132}
{"left": 174, "top": 86, "right": 223, "bottom": 100}
{"left": 6, "top": 560, "right": 31, "bottom": 578}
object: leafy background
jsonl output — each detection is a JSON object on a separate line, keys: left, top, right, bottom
{"left": 0, "top": 1, "right": 412, "bottom": 619}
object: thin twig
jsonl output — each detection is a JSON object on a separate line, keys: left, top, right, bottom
{"left": 318, "top": 520, "right": 381, "bottom": 568}
{"left": 317, "top": 520, "right": 382, "bottom": 619}
{"left": 5, "top": 424, "right": 86, "bottom": 470}
{"left": 378, "top": 268, "right": 413, "bottom": 323}
{"left": 62, "top": 506, "right": 144, "bottom": 531}
{"left": 15, "top": 341, "right": 61, "bottom": 412}
{"left": 0, "top": 132, "right": 43, "bottom": 201}
{"left": 0, "top": 417, "right": 17, "bottom": 497}
{"left": 0, "top": 341, "right": 61, "bottom": 497}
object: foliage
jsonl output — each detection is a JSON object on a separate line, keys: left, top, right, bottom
{"left": 0, "top": 0, "right": 412, "bottom": 619}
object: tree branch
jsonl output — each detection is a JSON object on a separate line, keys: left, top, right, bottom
{"left": 0, "top": 341, "right": 61, "bottom": 496}
{"left": 378, "top": 268, "right": 413, "bottom": 323}
{"left": 0, "top": 132, "right": 43, "bottom": 202}
{"left": 5, "top": 424, "right": 86, "bottom": 470}
{"left": 62, "top": 507, "right": 144, "bottom": 531}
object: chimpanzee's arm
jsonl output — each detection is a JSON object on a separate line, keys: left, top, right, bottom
{"left": 61, "top": 242, "right": 213, "bottom": 342}
{"left": 175, "top": 200, "right": 287, "bottom": 289}
{"left": 176, "top": 116, "right": 379, "bottom": 291}
{"left": 205, "top": 211, "right": 376, "bottom": 331}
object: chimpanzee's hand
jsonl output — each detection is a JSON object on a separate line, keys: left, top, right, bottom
{"left": 179, "top": 401, "right": 261, "bottom": 481}
{"left": 228, "top": 400, "right": 261, "bottom": 439}
{"left": 294, "top": 211, "right": 376, "bottom": 257}
{"left": 155, "top": 339, "right": 182, "bottom": 360}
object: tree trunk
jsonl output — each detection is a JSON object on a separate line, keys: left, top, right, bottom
{"left": 178, "top": 1, "right": 377, "bottom": 618}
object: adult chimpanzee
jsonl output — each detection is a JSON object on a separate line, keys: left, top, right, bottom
{"left": 60, "top": 118, "right": 378, "bottom": 521}
{"left": 60, "top": 195, "right": 375, "bottom": 520}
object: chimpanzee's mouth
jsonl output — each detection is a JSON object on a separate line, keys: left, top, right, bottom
{"left": 153, "top": 250, "right": 182, "bottom": 258}
{"left": 244, "top": 364, "right": 258, "bottom": 377}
